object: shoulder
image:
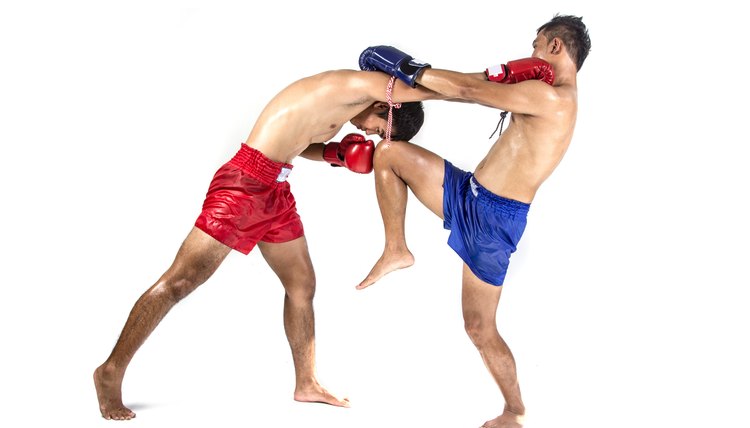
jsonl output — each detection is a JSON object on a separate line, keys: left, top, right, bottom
{"left": 312, "top": 69, "right": 364, "bottom": 82}
{"left": 552, "top": 83, "right": 577, "bottom": 109}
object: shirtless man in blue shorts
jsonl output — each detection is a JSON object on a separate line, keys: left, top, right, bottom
{"left": 356, "top": 15, "right": 591, "bottom": 428}
{"left": 93, "top": 69, "right": 441, "bottom": 420}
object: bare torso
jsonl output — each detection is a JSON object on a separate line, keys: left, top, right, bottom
{"left": 474, "top": 83, "right": 578, "bottom": 203}
{"left": 244, "top": 71, "right": 369, "bottom": 163}
{"left": 243, "top": 70, "right": 436, "bottom": 164}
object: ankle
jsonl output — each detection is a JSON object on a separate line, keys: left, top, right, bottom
{"left": 295, "top": 376, "right": 320, "bottom": 390}
{"left": 504, "top": 405, "right": 526, "bottom": 417}
{"left": 96, "top": 362, "right": 124, "bottom": 379}
{"left": 383, "top": 242, "right": 409, "bottom": 253}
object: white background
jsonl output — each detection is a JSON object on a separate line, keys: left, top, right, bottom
{"left": 1, "top": 1, "right": 748, "bottom": 427}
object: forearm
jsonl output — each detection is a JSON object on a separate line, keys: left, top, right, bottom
{"left": 299, "top": 143, "right": 325, "bottom": 161}
{"left": 415, "top": 69, "right": 482, "bottom": 100}
{"left": 465, "top": 72, "right": 488, "bottom": 80}
{"left": 389, "top": 76, "right": 450, "bottom": 102}
{"left": 357, "top": 46, "right": 485, "bottom": 101}
{"left": 442, "top": 72, "right": 486, "bottom": 103}
{"left": 359, "top": 71, "right": 447, "bottom": 103}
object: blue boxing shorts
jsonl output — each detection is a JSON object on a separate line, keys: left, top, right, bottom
{"left": 442, "top": 160, "right": 530, "bottom": 286}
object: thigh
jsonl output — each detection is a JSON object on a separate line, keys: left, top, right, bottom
{"left": 461, "top": 263, "right": 503, "bottom": 322}
{"left": 166, "top": 226, "right": 232, "bottom": 284}
{"left": 257, "top": 236, "right": 315, "bottom": 288}
{"left": 376, "top": 140, "right": 446, "bottom": 219}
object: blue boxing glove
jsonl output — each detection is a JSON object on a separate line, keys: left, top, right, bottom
{"left": 359, "top": 45, "right": 430, "bottom": 87}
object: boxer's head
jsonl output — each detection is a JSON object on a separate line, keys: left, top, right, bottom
{"left": 350, "top": 101, "right": 424, "bottom": 141}
{"left": 536, "top": 14, "right": 591, "bottom": 71}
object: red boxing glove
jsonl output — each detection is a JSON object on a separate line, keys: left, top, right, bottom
{"left": 323, "top": 133, "right": 375, "bottom": 174}
{"left": 485, "top": 57, "right": 554, "bottom": 85}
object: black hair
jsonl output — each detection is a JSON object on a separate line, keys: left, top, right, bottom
{"left": 376, "top": 101, "right": 424, "bottom": 141}
{"left": 537, "top": 14, "right": 591, "bottom": 71}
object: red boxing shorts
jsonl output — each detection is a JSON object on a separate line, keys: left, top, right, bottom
{"left": 195, "top": 144, "right": 304, "bottom": 254}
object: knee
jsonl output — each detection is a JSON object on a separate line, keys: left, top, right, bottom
{"left": 150, "top": 274, "right": 201, "bottom": 304}
{"left": 373, "top": 139, "right": 401, "bottom": 168}
{"left": 463, "top": 313, "right": 497, "bottom": 349}
{"left": 284, "top": 276, "right": 316, "bottom": 304}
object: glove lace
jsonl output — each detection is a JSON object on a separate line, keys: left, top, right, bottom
{"left": 385, "top": 76, "right": 402, "bottom": 142}
{"left": 489, "top": 111, "right": 508, "bottom": 139}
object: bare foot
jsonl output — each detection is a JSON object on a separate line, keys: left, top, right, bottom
{"left": 94, "top": 364, "right": 136, "bottom": 420}
{"left": 356, "top": 248, "right": 414, "bottom": 290}
{"left": 294, "top": 383, "right": 351, "bottom": 408}
{"left": 480, "top": 411, "right": 525, "bottom": 428}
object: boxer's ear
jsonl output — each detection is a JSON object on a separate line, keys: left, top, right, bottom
{"left": 550, "top": 37, "right": 563, "bottom": 55}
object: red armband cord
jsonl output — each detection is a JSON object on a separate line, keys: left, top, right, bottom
{"left": 385, "top": 76, "right": 401, "bottom": 142}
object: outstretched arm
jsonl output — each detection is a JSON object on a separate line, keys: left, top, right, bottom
{"left": 311, "top": 69, "right": 446, "bottom": 111}
{"left": 357, "top": 46, "right": 556, "bottom": 113}
{"left": 415, "top": 68, "right": 556, "bottom": 116}
{"left": 349, "top": 70, "right": 448, "bottom": 104}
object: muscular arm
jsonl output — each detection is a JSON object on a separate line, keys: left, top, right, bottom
{"left": 344, "top": 70, "right": 448, "bottom": 104}
{"left": 415, "top": 69, "right": 556, "bottom": 115}
{"left": 464, "top": 72, "right": 488, "bottom": 80}
{"left": 441, "top": 72, "right": 487, "bottom": 103}
{"left": 298, "top": 143, "right": 324, "bottom": 161}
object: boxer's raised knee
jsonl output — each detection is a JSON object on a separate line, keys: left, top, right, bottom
{"left": 374, "top": 139, "right": 407, "bottom": 172}
{"left": 373, "top": 139, "right": 391, "bottom": 162}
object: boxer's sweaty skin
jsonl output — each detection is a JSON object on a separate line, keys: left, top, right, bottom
{"left": 94, "top": 69, "right": 442, "bottom": 420}
{"left": 356, "top": 25, "right": 588, "bottom": 428}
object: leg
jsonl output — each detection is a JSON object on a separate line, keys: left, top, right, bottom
{"left": 462, "top": 264, "right": 525, "bottom": 428}
{"left": 356, "top": 140, "right": 446, "bottom": 289}
{"left": 94, "top": 227, "right": 231, "bottom": 420}
{"left": 258, "top": 236, "right": 349, "bottom": 407}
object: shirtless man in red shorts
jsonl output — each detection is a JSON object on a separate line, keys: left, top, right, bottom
{"left": 94, "top": 69, "right": 439, "bottom": 420}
